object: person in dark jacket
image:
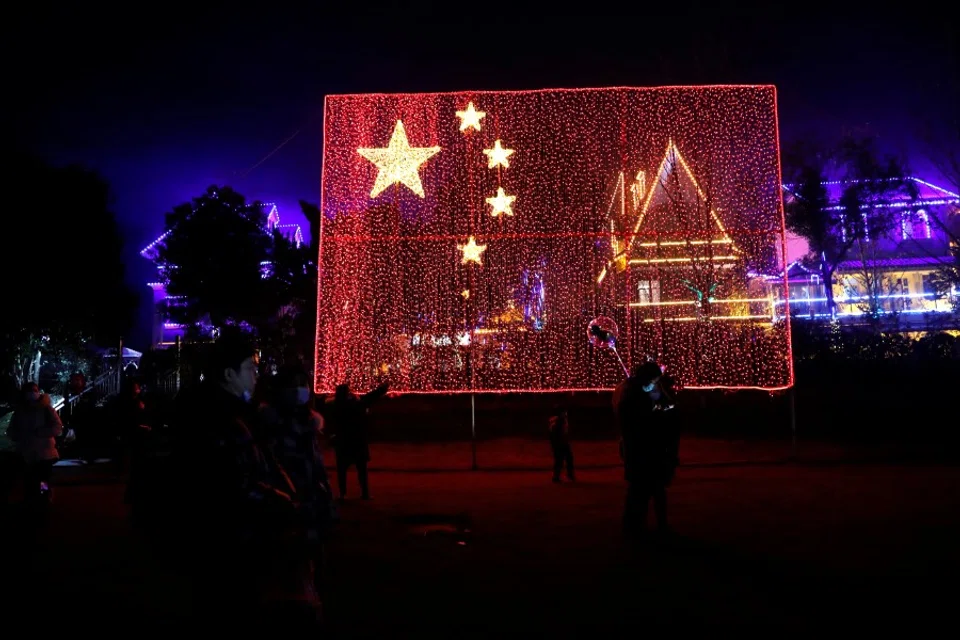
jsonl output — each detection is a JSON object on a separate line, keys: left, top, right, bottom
{"left": 320, "top": 379, "right": 389, "bottom": 501}
{"left": 6, "top": 383, "right": 62, "bottom": 503}
{"left": 260, "top": 365, "right": 335, "bottom": 595}
{"left": 168, "top": 334, "right": 305, "bottom": 628}
{"left": 613, "top": 361, "right": 679, "bottom": 537}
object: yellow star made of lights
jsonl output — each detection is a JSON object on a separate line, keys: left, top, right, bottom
{"left": 485, "top": 186, "right": 516, "bottom": 217}
{"left": 483, "top": 139, "right": 514, "bottom": 169}
{"left": 458, "top": 236, "right": 487, "bottom": 265}
{"left": 455, "top": 101, "right": 486, "bottom": 132}
{"left": 357, "top": 120, "right": 441, "bottom": 198}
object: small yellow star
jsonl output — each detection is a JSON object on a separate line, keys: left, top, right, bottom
{"left": 458, "top": 236, "right": 487, "bottom": 265}
{"left": 461, "top": 289, "right": 470, "bottom": 299}
{"left": 357, "top": 120, "right": 441, "bottom": 198}
{"left": 483, "top": 139, "right": 514, "bottom": 169}
{"left": 455, "top": 101, "right": 486, "bottom": 133}
{"left": 485, "top": 186, "right": 516, "bottom": 217}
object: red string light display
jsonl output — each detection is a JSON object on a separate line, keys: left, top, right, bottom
{"left": 316, "top": 86, "right": 794, "bottom": 393}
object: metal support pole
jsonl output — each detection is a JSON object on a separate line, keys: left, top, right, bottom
{"left": 117, "top": 336, "right": 124, "bottom": 392}
{"left": 175, "top": 334, "right": 182, "bottom": 392}
{"left": 612, "top": 348, "right": 629, "bottom": 378}
{"left": 470, "top": 393, "right": 478, "bottom": 471}
{"left": 789, "top": 386, "right": 797, "bottom": 460}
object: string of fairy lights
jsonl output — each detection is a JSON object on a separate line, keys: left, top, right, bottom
{"left": 316, "top": 87, "right": 793, "bottom": 393}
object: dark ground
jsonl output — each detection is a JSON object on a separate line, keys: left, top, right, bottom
{"left": 4, "top": 438, "right": 960, "bottom": 634}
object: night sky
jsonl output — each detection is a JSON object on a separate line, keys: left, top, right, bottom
{"left": 9, "top": 5, "right": 956, "bottom": 346}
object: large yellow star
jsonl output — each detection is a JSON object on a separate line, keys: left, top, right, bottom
{"left": 485, "top": 186, "right": 516, "bottom": 217}
{"left": 458, "top": 236, "right": 487, "bottom": 265}
{"left": 455, "top": 101, "right": 486, "bottom": 132}
{"left": 357, "top": 120, "right": 441, "bottom": 198}
{"left": 483, "top": 139, "right": 515, "bottom": 169}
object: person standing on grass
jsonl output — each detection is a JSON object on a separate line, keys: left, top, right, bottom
{"left": 548, "top": 405, "right": 575, "bottom": 483}
{"left": 613, "top": 361, "right": 679, "bottom": 538}
{"left": 168, "top": 333, "right": 311, "bottom": 628}
{"left": 320, "top": 378, "right": 389, "bottom": 501}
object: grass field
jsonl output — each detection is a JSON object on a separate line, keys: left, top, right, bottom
{"left": 7, "top": 447, "right": 960, "bottom": 634}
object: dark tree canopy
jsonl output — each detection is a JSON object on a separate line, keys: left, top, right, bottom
{"left": 154, "top": 188, "right": 318, "bottom": 365}
{"left": 299, "top": 200, "right": 321, "bottom": 251}
{"left": 155, "top": 186, "right": 273, "bottom": 329}
{"left": 0, "top": 150, "right": 137, "bottom": 388}
{"left": 258, "top": 202, "right": 319, "bottom": 368}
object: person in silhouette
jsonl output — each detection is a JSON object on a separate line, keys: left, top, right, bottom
{"left": 320, "top": 378, "right": 388, "bottom": 501}
{"left": 548, "top": 405, "right": 575, "bottom": 482}
{"left": 6, "top": 383, "right": 62, "bottom": 503}
{"left": 613, "top": 361, "right": 679, "bottom": 537}
{"left": 169, "top": 334, "right": 302, "bottom": 627}
{"left": 261, "top": 365, "right": 335, "bottom": 596}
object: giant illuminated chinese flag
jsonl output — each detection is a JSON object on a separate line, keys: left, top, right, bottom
{"left": 316, "top": 86, "right": 793, "bottom": 393}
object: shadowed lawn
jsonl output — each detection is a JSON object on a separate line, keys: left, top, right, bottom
{"left": 6, "top": 457, "right": 960, "bottom": 634}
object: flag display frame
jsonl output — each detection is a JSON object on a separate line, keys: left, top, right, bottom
{"left": 315, "top": 86, "right": 794, "bottom": 394}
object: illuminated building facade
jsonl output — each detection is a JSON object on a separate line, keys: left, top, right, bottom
{"left": 778, "top": 177, "right": 959, "bottom": 324}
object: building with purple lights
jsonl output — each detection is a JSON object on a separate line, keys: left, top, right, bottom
{"left": 142, "top": 202, "right": 303, "bottom": 347}
{"left": 778, "top": 177, "right": 959, "bottom": 324}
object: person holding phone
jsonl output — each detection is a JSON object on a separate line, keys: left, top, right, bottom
{"left": 613, "top": 361, "right": 680, "bottom": 537}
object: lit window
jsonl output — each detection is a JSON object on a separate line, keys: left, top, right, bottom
{"left": 916, "top": 209, "right": 932, "bottom": 239}
{"left": 637, "top": 280, "right": 660, "bottom": 305}
{"left": 902, "top": 209, "right": 932, "bottom": 240}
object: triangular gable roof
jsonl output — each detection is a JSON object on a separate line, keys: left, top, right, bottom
{"left": 781, "top": 177, "right": 959, "bottom": 210}
{"left": 626, "top": 141, "right": 737, "bottom": 248}
{"left": 597, "top": 141, "right": 740, "bottom": 283}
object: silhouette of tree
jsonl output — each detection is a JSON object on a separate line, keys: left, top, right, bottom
{"left": 927, "top": 211, "right": 960, "bottom": 311}
{"left": 784, "top": 137, "right": 912, "bottom": 316}
{"left": 0, "top": 151, "right": 137, "bottom": 390}
{"left": 259, "top": 201, "right": 318, "bottom": 367}
{"left": 155, "top": 186, "right": 272, "bottom": 330}
{"left": 154, "top": 187, "right": 317, "bottom": 364}
{"left": 299, "top": 200, "right": 321, "bottom": 250}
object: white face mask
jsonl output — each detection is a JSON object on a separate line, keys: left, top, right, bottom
{"left": 641, "top": 383, "right": 655, "bottom": 393}
{"left": 295, "top": 387, "right": 311, "bottom": 405}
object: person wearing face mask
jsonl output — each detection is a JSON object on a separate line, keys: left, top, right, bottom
{"left": 260, "top": 365, "right": 335, "bottom": 602}
{"left": 613, "top": 360, "right": 680, "bottom": 538}
{"left": 6, "top": 382, "right": 63, "bottom": 503}
{"left": 167, "top": 332, "right": 303, "bottom": 629}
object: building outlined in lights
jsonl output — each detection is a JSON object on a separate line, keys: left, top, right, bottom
{"left": 142, "top": 202, "right": 303, "bottom": 347}
{"left": 777, "top": 177, "right": 959, "bottom": 323}
{"left": 595, "top": 141, "right": 781, "bottom": 378}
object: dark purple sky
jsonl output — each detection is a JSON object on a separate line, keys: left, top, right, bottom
{"left": 10, "top": 4, "right": 957, "bottom": 290}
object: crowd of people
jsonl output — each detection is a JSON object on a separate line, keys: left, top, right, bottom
{"left": 3, "top": 334, "right": 682, "bottom": 628}
{"left": 146, "top": 333, "right": 395, "bottom": 629}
